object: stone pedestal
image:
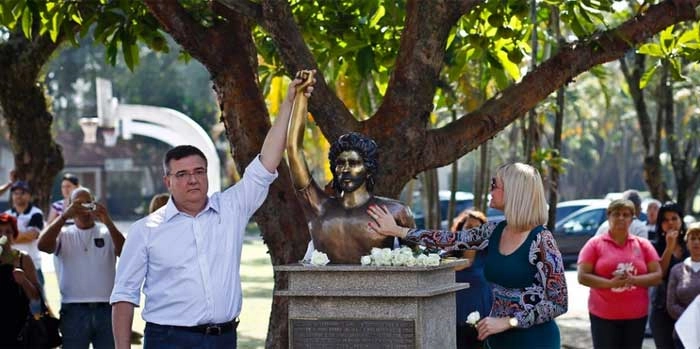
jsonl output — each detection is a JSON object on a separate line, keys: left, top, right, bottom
{"left": 275, "top": 261, "right": 469, "bottom": 349}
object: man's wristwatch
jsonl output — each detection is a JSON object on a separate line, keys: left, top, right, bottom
{"left": 508, "top": 317, "right": 518, "bottom": 328}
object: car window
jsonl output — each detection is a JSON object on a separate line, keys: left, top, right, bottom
{"left": 556, "top": 205, "right": 587, "bottom": 222}
{"left": 559, "top": 209, "right": 605, "bottom": 234}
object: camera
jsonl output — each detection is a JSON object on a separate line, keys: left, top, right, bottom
{"left": 81, "top": 202, "right": 96, "bottom": 211}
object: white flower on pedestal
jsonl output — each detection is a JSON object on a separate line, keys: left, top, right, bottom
{"left": 310, "top": 250, "right": 330, "bottom": 266}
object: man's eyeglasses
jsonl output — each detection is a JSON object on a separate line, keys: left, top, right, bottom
{"left": 168, "top": 168, "right": 207, "bottom": 181}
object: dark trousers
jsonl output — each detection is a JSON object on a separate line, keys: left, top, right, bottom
{"left": 144, "top": 322, "right": 237, "bottom": 349}
{"left": 589, "top": 313, "right": 646, "bottom": 349}
{"left": 60, "top": 303, "right": 114, "bottom": 349}
{"left": 457, "top": 324, "right": 482, "bottom": 349}
{"left": 650, "top": 307, "right": 676, "bottom": 349}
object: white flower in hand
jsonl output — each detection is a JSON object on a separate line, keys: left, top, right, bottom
{"left": 310, "top": 250, "right": 330, "bottom": 266}
{"left": 466, "top": 311, "right": 481, "bottom": 326}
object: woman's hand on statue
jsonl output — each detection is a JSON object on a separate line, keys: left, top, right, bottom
{"left": 367, "top": 205, "right": 406, "bottom": 238}
{"left": 476, "top": 317, "right": 510, "bottom": 341}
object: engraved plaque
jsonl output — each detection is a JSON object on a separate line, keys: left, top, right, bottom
{"left": 290, "top": 319, "right": 415, "bottom": 349}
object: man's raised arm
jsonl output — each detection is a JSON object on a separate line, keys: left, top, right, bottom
{"left": 260, "top": 70, "right": 316, "bottom": 173}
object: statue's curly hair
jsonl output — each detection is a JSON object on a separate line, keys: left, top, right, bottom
{"left": 328, "top": 132, "right": 378, "bottom": 193}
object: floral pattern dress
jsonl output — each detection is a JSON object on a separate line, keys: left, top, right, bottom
{"left": 405, "top": 220, "right": 568, "bottom": 349}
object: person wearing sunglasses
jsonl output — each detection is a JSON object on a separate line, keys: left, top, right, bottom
{"left": 368, "top": 163, "right": 568, "bottom": 349}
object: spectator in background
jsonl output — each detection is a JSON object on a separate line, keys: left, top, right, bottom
{"left": 0, "top": 213, "right": 41, "bottom": 347}
{"left": 646, "top": 199, "right": 661, "bottom": 241}
{"left": 38, "top": 187, "right": 124, "bottom": 349}
{"left": 148, "top": 193, "right": 169, "bottom": 214}
{"left": 578, "top": 199, "right": 662, "bottom": 349}
{"left": 4, "top": 181, "right": 45, "bottom": 287}
{"left": 666, "top": 222, "right": 700, "bottom": 348}
{"left": 451, "top": 209, "right": 492, "bottom": 349}
{"left": 595, "top": 190, "right": 648, "bottom": 239}
{"left": 651, "top": 202, "right": 689, "bottom": 349}
{"left": 47, "top": 173, "right": 80, "bottom": 224}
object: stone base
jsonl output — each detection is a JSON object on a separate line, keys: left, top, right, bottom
{"left": 275, "top": 261, "right": 469, "bottom": 349}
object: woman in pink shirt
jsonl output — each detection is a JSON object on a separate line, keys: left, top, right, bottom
{"left": 578, "top": 199, "right": 662, "bottom": 349}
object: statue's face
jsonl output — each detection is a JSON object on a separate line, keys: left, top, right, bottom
{"left": 334, "top": 150, "right": 367, "bottom": 193}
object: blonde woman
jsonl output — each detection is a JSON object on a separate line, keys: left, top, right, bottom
{"left": 368, "top": 163, "right": 568, "bottom": 348}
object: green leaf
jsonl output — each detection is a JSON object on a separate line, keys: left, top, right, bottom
{"left": 637, "top": 43, "right": 664, "bottom": 58}
{"left": 21, "top": 6, "right": 32, "bottom": 38}
{"left": 369, "top": 5, "right": 385, "bottom": 27}
{"left": 356, "top": 46, "right": 375, "bottom": 77}
{"left": 639, "top": 62, "right": 659, "bottom": 89}
{"left": 497, "top": 50, "right": 521, "bottom": 80}
{"left": 669, "top": 59, "right": 684, "bottom": 81}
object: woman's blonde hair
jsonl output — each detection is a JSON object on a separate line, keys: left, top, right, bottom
{"left": 496, "top": 163, "right": 548, "bottom": 229}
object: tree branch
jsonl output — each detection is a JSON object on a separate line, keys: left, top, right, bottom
{"left": 423, "top": 0, "right": 700, "bottom": 171}
{"left": 214, "top": 0, "right": 262, "bottom": 22}
{"left": 252, "top": 0, "right": 359, "bottom": 142}
{"left": 372, "top": 0, "right": 475, "bottom": 129}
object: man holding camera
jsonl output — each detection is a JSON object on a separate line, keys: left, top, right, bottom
{"left": 39, "top": 187, "right": 125, "bottom": 349}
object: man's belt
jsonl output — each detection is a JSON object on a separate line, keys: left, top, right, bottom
{"left": 148, "top": 319, "right": 239, "bottom": 336}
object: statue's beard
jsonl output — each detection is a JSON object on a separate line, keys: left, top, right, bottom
{"left": 337, "top": 174, "right": 366, "bottom": 195}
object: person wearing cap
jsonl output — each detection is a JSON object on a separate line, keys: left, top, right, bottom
{"left": 4, "top": 180, "right": 45, "bottom": 287}
{"left": 47, "top": 173, "right": 80, "bottom": 224}
{"left": 595, "top": 189, "right": 649, "bottom": 239}
{"left": 39, "top": 187, "right": 124, "bottom": 349}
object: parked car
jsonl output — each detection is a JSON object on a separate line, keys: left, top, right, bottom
{"left": 412, "top": 190, "right": 474, "bottom": 229}
{"left": 553, "top": 202, "right": 610, "bottom": 265}
{"left": 554, "top": 199, "right": 609, "bottom": 224}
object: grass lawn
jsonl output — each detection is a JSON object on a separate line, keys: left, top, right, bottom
{"left": 238, "top": 239, "right": 274, "bottom": 348}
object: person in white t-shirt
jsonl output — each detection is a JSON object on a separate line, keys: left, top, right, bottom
{"left": 595, "top": 190, "right": 648, "bottom": 239}
{"left": 39, "top": 187, "right": 125, "bottom": 349}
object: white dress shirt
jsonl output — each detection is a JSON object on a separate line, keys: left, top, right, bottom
{"left": 595, "top": 218, "right": 648, "bottom": 239}
{"left": 110, "top": 156, "right": 277, "bottom": 326}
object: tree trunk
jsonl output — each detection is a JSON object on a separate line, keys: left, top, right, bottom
{"left": 620, "top": 53, "right": 670, "bottom": 202}
{"left": 0, "top": 32, "right": 64, "bottom": 213}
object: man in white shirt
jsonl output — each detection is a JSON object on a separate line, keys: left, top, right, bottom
{"left": 38, "top": 187, "right": 124, "bottom": 349}
{"left": 5, "top": 180, "right": 45, "bottom": 286}
{"left": 110, "top": 75, "right": 314, "bottom": 349}
{"left": 595, "top": 190, "right": 648, "bottom": 238}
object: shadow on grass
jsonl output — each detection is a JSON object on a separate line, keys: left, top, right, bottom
{"left": 243, "top": 286, "right": 273, "bottom": 298}
{"left": 244, "top": 257, "right": 272, "bottom": 266}
{"left": 241, "top": 275, "right": 273, "bottom": 283}
{"left": 238, "top": 333, "right": 265, "bottom": 349}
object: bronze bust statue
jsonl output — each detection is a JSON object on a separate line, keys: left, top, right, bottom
{"left": 286, "top": 70, "right": 415, "bottom": 264}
